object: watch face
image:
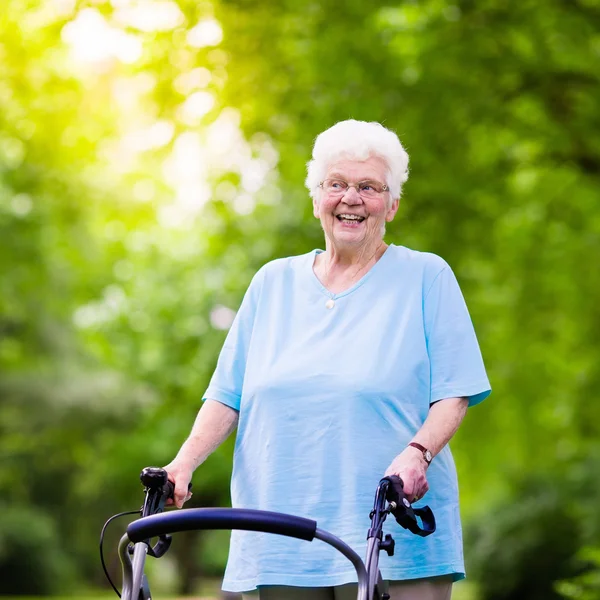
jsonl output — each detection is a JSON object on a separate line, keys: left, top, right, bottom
{"left": 425, "top": 450, "right": 432, "bottom": 463}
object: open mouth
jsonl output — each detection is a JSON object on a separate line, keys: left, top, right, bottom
{"left": 336, "top": 213, "right": 365, "bottom": 223}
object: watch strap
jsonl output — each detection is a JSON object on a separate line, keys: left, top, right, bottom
{"left": 408, "top": 442, "right": 432, "bottom": 464}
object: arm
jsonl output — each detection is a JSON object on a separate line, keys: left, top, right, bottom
{"left": 389, "top": 261, "right": 490, "bottom": 501}
{"left": 164, "top": 399, "right": 239, "bottom": 507}
{"left": 384, "top": 396, "right": 468, "bottom": 502}
{"left": 163, "top": 269, "right": 266, "bottom": 506}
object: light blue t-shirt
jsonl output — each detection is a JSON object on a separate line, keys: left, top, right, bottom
{"left": 203, "top": 244, "right": 491, "bottom": 592}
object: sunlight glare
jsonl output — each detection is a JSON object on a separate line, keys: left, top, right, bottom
{"left": 233, "top": 194, "right": 256, "bottom": 216}
{"left": 132, "top": 180, "right": 157, "bottom": 202}
{"left": 242, "top": 159, "right": 271, "bottom": 194}
{"left": 177, "top": 91, "right": 215, "bottom": 125}
{"left": 113, "top": 1, "right": 185, "bottom": 32}
{"left": 62, "top": 8, "right": 142, "bottom": 65}
{"left": 187, "top": 19, "right": 223, "bottom": 48}
{"left": 50, "top": 0, "right": 77, "bottom": 17}
{"left": 160, "top": 132, "right": 211, "bottom": 226}
{"left": 122, "top": 120, "right": 175, "bottom": 153}
{"left": 173, "top": 68, "right": 212, "bottom": 95}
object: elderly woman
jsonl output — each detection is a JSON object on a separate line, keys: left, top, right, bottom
{"left": 164, "top": 120, "right": 491, "bottom": 600}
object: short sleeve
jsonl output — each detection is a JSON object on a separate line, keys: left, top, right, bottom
{"left": 424, "top": 265, "right": 491, "bottom": 407}
{"left": 202, "top": 268, "right": 266, "bottom": 411}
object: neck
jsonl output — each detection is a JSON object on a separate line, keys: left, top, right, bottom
{"left": 323, "top": 238, "right": 388, "bottom": 270}
{"left": 315, "top": 240, "right": 388, "bottom": 293}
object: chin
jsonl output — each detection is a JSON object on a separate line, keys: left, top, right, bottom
{"left": 332, "top": 232, "right": 369, "bottom": 246}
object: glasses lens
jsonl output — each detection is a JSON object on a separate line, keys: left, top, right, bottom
{"left": 322, "top": 179, "right": 385, "bottom": 197}
{"left": 325, "top": 179, "right": 348, "bottom": 194}
{"left": 358, "top": 181, "right": 383, "bottom": 198}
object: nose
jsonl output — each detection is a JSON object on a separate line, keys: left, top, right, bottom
{"left": 342, "top": 185, "right": 362, "bottom": 205}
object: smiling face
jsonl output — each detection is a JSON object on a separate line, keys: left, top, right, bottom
{"left": 313, "top": 155, "right": 399, "bottom": 253}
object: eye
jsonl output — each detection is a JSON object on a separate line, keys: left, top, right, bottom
{"left": 360, "top": 183, "right": 374, "bottom": 192}
{"left": 326, "top": 179, "right": 347, "bottom": 192}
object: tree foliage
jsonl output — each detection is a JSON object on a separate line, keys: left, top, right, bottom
{"left": 0, "top": 0, "right": 598, "bottom": 595}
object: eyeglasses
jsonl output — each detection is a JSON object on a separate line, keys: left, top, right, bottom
{"left": 318, "top": 178, "right": 389, "bottom": 199}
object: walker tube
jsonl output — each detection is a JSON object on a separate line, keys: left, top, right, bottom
{"left": 314, "top": 528, "right": 369, "bottom": 600}
{"left": 118, "top": 534, "right": 133, "bottom": 600}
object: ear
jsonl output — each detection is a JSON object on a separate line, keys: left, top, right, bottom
{"left": 313, "top": 194, "right": 321, "bottom": 219}
{"left": 385, "top": 197, "right": 400, "bottom": 222}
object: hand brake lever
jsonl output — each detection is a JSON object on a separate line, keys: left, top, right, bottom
{"left": 382, "top": 475, "right": 436, "bottom": 537}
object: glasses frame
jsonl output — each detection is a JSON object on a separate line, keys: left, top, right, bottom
{"left": 318, "top": 178, "right": 390, "bottom": 198}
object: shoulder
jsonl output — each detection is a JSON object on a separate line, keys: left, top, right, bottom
{"left": 385, "top": 245, "right": 458, "bottom": 299}
{"left": 256, "top": 252, "right": 313, "bottom": 277}
{"left": 250, "top": 251, "right": 314, "bottom": 287}
{"left": 389, "top": 245, "right": 448, "bottom": 268}
{"left": 388, "top": 245, "right": 450, "bottom": 280}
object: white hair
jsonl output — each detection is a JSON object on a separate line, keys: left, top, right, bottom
{"left": 305, "top": 119, "right": 409, "bottom": 203}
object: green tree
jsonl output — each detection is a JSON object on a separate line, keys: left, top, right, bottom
{"left": 1, "top": 0, "right": 599, "bottom": 595}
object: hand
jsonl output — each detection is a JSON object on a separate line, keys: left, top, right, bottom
{"left": 162, "top": 460, "right": 194, "bottom": 508}
{"left": 384, "top": 446, "right": 430, "bottom": 503}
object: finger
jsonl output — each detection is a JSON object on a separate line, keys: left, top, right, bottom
{"left": 401, "top": 474, "right": 418, "bottom": 495}
{"left": 403, "top": 482, "right": 417, "bottom": 498}
{"left": 414, "top": 484, "right": 429, "bottom": 502}
{"left": 409, "top": 482, "right": 422, "bottom": 501}
{"left": 175, "top": 482, "right": 189, "bottom": 508}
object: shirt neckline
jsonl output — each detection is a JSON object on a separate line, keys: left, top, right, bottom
{"left": 308, "top": 243, "right": 395, "bottom": 300}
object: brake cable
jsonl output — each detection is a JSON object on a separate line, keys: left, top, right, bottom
{"left": 100, "top": 468, "right": 189, "bottom": 598}
{"left": 100, "top": 510, "right": 140, "bottom": 598}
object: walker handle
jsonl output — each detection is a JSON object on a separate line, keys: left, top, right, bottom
{"left": 127, "top": 508, "right": 318, "bottom": 544}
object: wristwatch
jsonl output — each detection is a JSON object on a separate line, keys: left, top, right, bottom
{"left": 408, "top": 442, "right": 432, "bottom": 465}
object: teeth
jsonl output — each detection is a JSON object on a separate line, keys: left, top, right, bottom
{"left": 338, "top": 214, "right": 364, "bottom": 221}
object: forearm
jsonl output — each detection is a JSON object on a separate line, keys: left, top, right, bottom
{"left": 385, "top": 396, "right": 469, "bottom": 500}
{"left": 173, "top": 399, "right": 239, "bottom": 471}
{"left": 410, "top": 396, "right": 469, "bottom": 458}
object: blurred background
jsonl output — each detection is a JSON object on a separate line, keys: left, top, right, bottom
{"left": 1, "top": 0, "right": 599, "bottom": 598}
